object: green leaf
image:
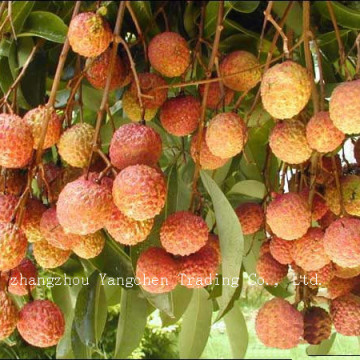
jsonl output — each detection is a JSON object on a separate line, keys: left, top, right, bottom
{"left": 128, "top": 1, "right": 160, "bottom": 37}
{"left": 164, "top": 164, "right": 178, "bottom": 217}
{"left": 307, "top": 333, "right": 337, "bottom": 355}
{"left": 179, "top": 288, "right": 213, "bottom": 359}
{"left": 141, "top": 290, "right": 174, "bottom": 317}
{"left": 71, "top": 322, "right": 92, "bottom": 359}
{"left": 17, "top": 37, "right": 34, "bottom": 67}
{"left": 272, "top": 1, "right": 303, "bottom": 35}
{"left": 225, "top": 1, "right": 260, "bottom": 13}
{"left": 317, "top": 30, "right": 351, "bottom": 62}
{"left": 184, "top": 2, "right": 200, "bottom": 37}
{"left": 227, "top": 180, "right": 266, "bottom": 199}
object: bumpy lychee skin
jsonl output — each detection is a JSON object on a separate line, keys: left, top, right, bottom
{"left": 57, "top": 175, "right": 113, "bottom": 235}
{"left": 17, "top": 300, "right": 65, "bottom": 348}
{"left": 269, "top": 236, "right": 294, "bottom": 265}
{"left": 0, "top": 223, "right": 27, "bottom": 271}
{"left": 269, "top": 120, "right": 312, "bottom": 164}
{"left": 8, "top": 258, "right": 38, "bottom": 296}
{"left": 122, "top": 90, "right": 158, "bottom": 122}
{"left": 160, "top": 211, "right": 209, "bottom": 256}
{"left": 23, "top": 106, "right": 62, "bottom": 149}
{"left": 22, "top": 198, "right": 47, "bottom": 243}
{"left": 199, "top": 82, "right": 234, "bottom": 110}
{"left": 33, "top": 240, "right": 70, "bottom": 269}
{"left": 0, "top": 114, "right": 34, "bottom": 168}
{"left": 206, "top": 112, "right": 247, "bottom": 159}
{"left": 260, "top": 61, "right": 312, "bottom": 119}
{"left": 0, "top": 291, "right": 18, "bottom": 340}
{"left": 0, "top": 169, "right": 26, "bottom": 196}
{"left": 329, "top": 79, "right": 360, "bottom": 134}
{"left": 136, "top": 247, "right": 178, "bottom": 293}
{"left": 259, "top": 241, "right": 271, "bottom": 257}
{"left": 235, "top": 203, "right": 264, "bottom": 235}
{"left": 330, "top": 294, "right": 360, "bottom": 336}
{"left": 255, "top": 298, "right": 304, "bottom": 349}
{"left": 335, "top": 264, "right": 360, "bottom": 279}
{"left": 68, "top": 12, "right": 112, "bottom": 57}
{"left": 72, "top": 231, "right": 105, "bottom": 259}
{"left": 306, "top": 111, "right": 344, "bottom": 153}
{"left": 106, "top": 205, "right": 154, "bottom": 245}
{"left": 0, "top": 194, "right": 18, "bottom": 223}
{"left": 109, "top": 123, "right": 162, "bottom": 170}
{"left": 160, "top": 95, "right": 200, "bottom": 136}
{"left": 256, "top": 253, "right": 288, "bottom": 285}
{"left": 113, "top": 164, "right": 167, "bottom": 221}
{"left": 354, "top": 138, "right": 360, "bottom": 165}
{"left": 303, "top": 307, "right": 332, "bottom": 345}
{"left": 327, "top": 276, "right": 360, "bottom": 299}
{"left": 220, "top": 50, "right": 261, "bottom": 92}
{"left": 307, "top": 262, "right": 334, "bottom": 288}
{"left": 148, "top": 32, "right": 190, "bottom": 78}
{"left": 266, "top": 192, "right": 311, "bottom": 240}
{"left": 130, "top": 73, "right": 168, "bottom": 109}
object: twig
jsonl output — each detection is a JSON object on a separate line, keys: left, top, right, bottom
{"left": 265, "top": 12, "right": 289, "bottom": 58}
{"left": 7, "top": 1, "right": 15, "bottom": 40}
{"left": 258, "top": 1, "right": 273, "bottom": 59}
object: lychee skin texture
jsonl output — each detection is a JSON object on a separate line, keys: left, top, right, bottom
{"left": 0, "top": 291, "right": 18, "bottom": 340}
{"left": 0, "top": 223, "right": 27, "bottom": 271}
{"left": 57, "top": 175, "right": 113, "bottom": 235}
{"left": 259, "top": 241, "right": 271, "bottom": 257}
{"left": 327, "top": 276, "right": 360, "bottom": 299}
{"left": 113, "top": 165, "right": 167, "bottom": 221}
{"left": 0, "top": 194, "right": 18, "bottom": 223}
{"left": 270, "top": 120, "right": 312, "bottom": 164}
{"left": 33, "top": 240, "right": 71, "bottom": 269}
{"left": 255, "top": 298, "right": 304, "bottom": 349}
{"left": 266, "top": 192, "right": 311, "bottom": 240}
{"left": 106, "top": 205, "right": 154, "bottom": 245}
{"left": 17, "top": 300, "right": 65, "bottom": 348}
{"left": 0, "top": 169, "right": 26, "bottom": 196}
{"left": 292, "top": 228, "right": 330, "bottom": 272}
{"left": 122, "top": 90, "right": 158, "bottom": 122}
{"left": 269, "top": 236, "right": 294, "bottom": 265}
{"left": 341, "top": 175, "right": 360, "bottom": 217}
{"left": 199, "top": 82, "right": 234, "bottom": 110}
{"left": 72, "top": 231, "right": 105, "bottom": 259}
{"left": 23, "top": 106, "right": 62, "bottom": 149}
{"left": 58, "top": 123, "right": 95, "bottom": 168}
{"left": 206, "top": 112, "right": 247, "bottom": 159}
{"left": 335, "top": 264, "right": 360, "bottom": 279}
{"left": 324, "top": 217, "right": 360, "bottom": 268}
{"left": 330, "top": 294, "right": 360, "bottom": 336}
{"left": 303, "top": 307, "right": 332, "bottom": 345}
{"left": 136, "top": 247, "right": 178, "bottom": 294}
{"left": 68, "top": 12, "right": 112, "bottom": 57}
{"left": 22, "top": 198, "right": 47, "bottom": 243}
{"left": 256, "top": 253, "right": 288, "bottom": 285}
{"left": 220, "top": 50, "right": 261, "bottom": 92}
{"left": 160, "top": 95, "right": 201, "bottom": 136}
{"left": 0, "top": 114, "right": 34, "bottom": 168}
{"left": 329, "top": 79, "right": 360, "bottom": 134}
{"left": 306, "top": 111, "right": 345, "bottom": 153}
{"left": 109, "top": 123, "right": 162, "bottom": 170}
{"left": 235, "top": 202, "right": 264, "bottom": 235}
{"left": 148, "top": 32, "right": 190, "bottom": 78}
{"left": 260, "top": 61, "right": 312, "bottom": 119}
{"left": 160, "top": 211, "right": 209, "bottom": 256}
{"left": 307, "top": 262, "right": 334, "bottom": 288}
{"left": 8, "top": 258, "right": 38, "bottom": 296}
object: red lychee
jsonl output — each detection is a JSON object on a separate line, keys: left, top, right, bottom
{"left": 72, "top": 231, "right": 105, "bottom": 259}
{"left": 307, "top": 262, "right": 334, "bottom": 288}
{"left": 303, "top": 307, "right": 332, "bottom": 345}
{"left": 327, "top": 276, "right": 360, "bottom": 299}
{"left": 0, "top": 193, "right": 17, "bottom": 223}
{"left": 8, "top": 258, "right": 38, "bottom": 296}
{"left": 269, "top": 236, "right": 294, "bottom": 265}
{"left": 256, "top": 252, "right": 288, "bottom": 285}
{"left": 0, "top": 291, "right": 18, "bottom": 340}
{"left": 33, "top": 240, "right": 71, "bottom": 269}
{"left": 22, "top": 198, "right": 47, "bottom": 243}
{"left": 199, "top": 82, "right": 234, "bottom": 110}
{"left": 0, "top": 169, "right": 26, "bottom": 196}
{"left": 235, "top": 202, "right": 264, "bottom": 235}
{"left": 300, "top": 188, "right": 328, "bottom": 221}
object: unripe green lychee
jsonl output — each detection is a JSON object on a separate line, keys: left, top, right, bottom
{"left": 8, "top": 258, "right": 37, "bottom": 296}
{"left": 0, "top": 290, "right": 18, "bottom": 340}
{"left": 303, "top": 307, "right": 332, "bottom": 345}
{"left": 22, "top": 198, "right": 47, "bottom": 243}
{"left": 122, "top": 90, "right": 158, "bottom": 122}
{"left": 269, "top": 236, "right": 294, "bottom": 265}
{"left": 0, "top": 194, "right": 17, "bottom": 223}
{"left": 33, "top": 240, "right": 70, "bottom": 269}
{"left": 199, "top": 82, "right": 234, "bottom": 110}
{"left": 256, "top": 252, "right": 288, "bottom": 285}
{"left": 235, "top": 202, "right": 264, "bottom": 235}
{"left": 72, "top": 231, "right": 105, "bottom": 259}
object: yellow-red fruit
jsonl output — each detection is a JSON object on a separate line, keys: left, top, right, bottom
{"left": 292, "top": 228, "right": 330, "bottom": 271}
{"left": 307, "top": 262, "right": 335, "bottom": 288}
{"left": 109, "top": 123, "right": 162, "bottom": 170}
{"left": 259, "top": 241, "right": 271, "bottom": 257}
{"left": 269, "top": 236, "right": 294, "bottom": 265}
{"left": 0, "top": 194, "right": 17, "bottom": 223}
{"left": 354, "top": 138, "right": 360, "bottom": 165}
{"left": 329, "top": 79, "right": 360, "bottom": 134}
{"left": 58, "top": 123, "right": 95, "bottom": 168}
{"left": 206, "top": 112, "right": 247, "bottom": 159}
{"left": 220, "top": 51, "right": 261, "bottom": 91}
{"left": 122, "top": 90, "right": 158, "bottom": 122}
{"left": 0, "top": 169, "right": 26, "bottom": 196}
{"left": 17, "top": 300, "right": 65, "bottom": 348}
{"left": 334, "top": 264, "right": 360, "bottom": 279}
{"left": 324, "top": 217, "right": 360, "bottom": 268}
{"left": 199, "top": 82, "right": 234, "bottom": 110}
{"left": 136, "top": 247, "right": 178, "bottom": 293}
{"left": 85, "top": 48, "right": 125, "bottom": 90}
{"left": 0, "top": 114, "right": 33, "bottom": 168}
{"left": 235, "top": 202, "right": 264, "bottom": 235}
{"left": 68, "top": 12, "right": 112, "bottom": 57}
{"left": 330, "top": 294, "right": 360, "bottom": 336}
{"left": 160, "top": 211, "right": 208, "bottom": 256}
{"left": 303, "top": 307, "right": 332, "bottom": 345}
{"left": 57, "top": 175, "right": 113, "bottom": 235}
{"left": 342, "top": 175, "right": 360, "bottom": 217}
{"left": 8, "top": 258, "right": 38, "bottom": 296}
{"left": 148, "top": 32, "right": 190, "bottom": 78}
{"left": 300, "top": 188, "right": 328, "bottom": 221}
{"left": 120, "top": 52, "right": 133, "bottom": 87}
{"left": 23, "top": 106, "right": 61, "bottom": 149}
{"left": 327, "top": 276, "right": 360, "bottom": 299}
{"left": 256, "top": 253, "right": 288, "bottom": 285}
{"left": 260, "top": 61, "right": 312, "bottom": 119}
{"left": 22, "top": 198, "right": 46, "bottom": 243}
{"left": 72, "top": 231, "right": 105, "bottom": 259}
{"left": 0, "top": 291, "right": 18, "bottom": 340}
{"left": 269, "top": 120, "right": 312, "bottom": 164}
{"left": 255, "top": 298, "right": 304, "bottom": 349}
{"left": 266, "top": 192, "right": 311, "bottom": 240}
{"left": 106, "top": 205, "right": 153, "bottom": 245}
{"left": 316, "top": 155, "right": 341, "bottom": 185}
{"left": 160, "top": 95, "right": 200, "bottom": 136}
{"left": 113, "top": 165, "right": 166, "bottom": 221}
{"left": 190, "top": 129, "right": 230, "bottom": 170}
{"left": 130, "top": 73, "right": 168, "bottom": 109}
{"left": 306, "top": 111, "right": 344, "bottom": 153}
{"left": 33, "top": 240, "right": 70, "bottom": 269}
{"left": 0, "top": 223, "right": 27, "bottom": 271}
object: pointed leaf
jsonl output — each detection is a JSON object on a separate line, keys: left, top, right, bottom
{"left": 227, "top": 180, "right": 266, "bottom": 199}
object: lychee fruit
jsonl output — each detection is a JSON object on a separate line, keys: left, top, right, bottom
{"left": 354, "top": 138, "right": 360, "bottom": 165}
{"left": 300, "top": 188, "right": 328, "bottom": 221}
{"left": 22, "top": 198, "right": 47, "bottom": 243}
{"left": 307, "top": 262, "right": 334, "bottom": 288}
{"left": 334, "top": 264, "right": 360, "bottom": 279}
{"left": 341, "top": 175, "right": 360, "bottom": 217}
{"left": 327, "top": 276, "right": 360, "bottom": 299}
{"left": 269, "top": 236, "right": 294, "bottom": 265}
{"left": 199, "top": 82, "right": 234, "bottom": 110}
{"left": 109, "top": 123, "right": 162, "bottom": 170}
{"left": 256, "top": 252, "right": 288, "bottom": 285}
{"left": 17, "top": 300, "right": 65, "bottom": 347}
{"left": 160, "top": 211, "right": 208, "bottom": 256}
{"left": 303, "top": 307, "right": 332, "bottom": 345}
{"left": 0, "top": 169, "right": 26, "bottom": 196}
{"left": 206, "top": 112, "right": 247, "bottom": 159}
{"left": 0, "top": 114, "right": 34, "bottom": 168}
{"left": 259, "top": 241, "right": 271, "bottom": 257}
{"left": 235, "top": 202, "right": 264, "bottom": 235}
{"left": 136, "top": 247, "right": 178, "bottom": 293}
{"left": 148, "top": 32, "right": 190, "bottom": 78}
{"left": 255, "top": 297, "right": 304, "bottom": 349}
{"left": 0, "top": 193, "right": 18, "bottom": 223}
{"left": 68, "top": 12, "right": 112, "bottom": 57}
{"left": 8, "top": 258, "right": 38, "bottom": 296}
{"left": 260, "top": 61, "right": 312, "bottom": 119}
{"left": 72, "top": 231, "right": 105, "bottom": 259}
{"left": 33, "top": 240, "right": 70, "bottom": 269}
{"left": 0, "top": 291, "right": 18, "bottom": 340}
{"left": 113, "top": 164, "right": 166, "bottom": 221}
{"left": 122, "top": 89, "right": 158, "bottom": 122}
